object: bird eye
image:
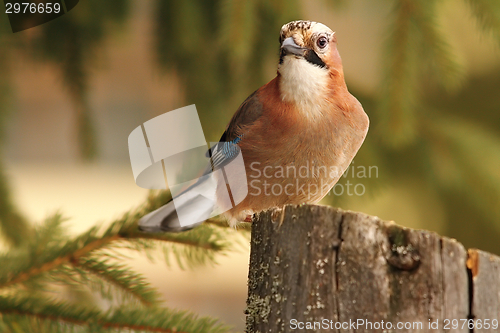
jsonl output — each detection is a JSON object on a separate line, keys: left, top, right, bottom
{"left": 317, "top": 36, "right": 328, "bottom": 49}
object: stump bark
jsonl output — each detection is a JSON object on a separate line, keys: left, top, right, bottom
{"left": 245, "top": 205, "right": 500, "bottom": 333}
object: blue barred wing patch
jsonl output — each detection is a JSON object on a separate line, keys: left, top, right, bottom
{"left": 208, "top": 135, "right": 243, "bottom": 170}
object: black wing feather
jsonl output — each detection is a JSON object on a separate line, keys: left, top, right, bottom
{"left": 206, "top": 89, "right": 264, "bottom": 169}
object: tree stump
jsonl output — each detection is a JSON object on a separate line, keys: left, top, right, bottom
{"left": 246, "top": 205, "right": 500, "bottom": 333}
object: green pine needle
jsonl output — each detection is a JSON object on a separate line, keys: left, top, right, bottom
{"left": 413, "top": 1, "right": 464, "bottom": 90}
{"left": 0, "top": 295, "right": 231, "bottom": 333}
{"left": 72, "top": 257, "right": 162, "bottom": 305}
{"left": 377, "top": 0, "right": 467, "bottom": 148}
{"left": 0, "top": 190, "right": 236, "bottom": 331}
{"left": 377, "top": 0, "right": 420, "bottom": 147}
{"left": 465, "top": 0, "right": 500, "bottom": 46}
{"left": 0, "top": 191, "right": 230, "bottom": 289}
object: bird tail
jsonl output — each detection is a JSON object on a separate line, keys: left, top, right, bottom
{"left": 138, "top": 175, "right": 217, "bottom": 233}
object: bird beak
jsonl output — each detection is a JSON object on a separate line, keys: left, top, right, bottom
{"left": 281, "top": 37, "right": 306, "bottom": 57}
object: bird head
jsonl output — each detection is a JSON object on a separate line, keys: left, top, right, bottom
{"left": 278, "top": 21, "right": 339, "bottom": 70}
{"left": 276, "top": 21, "right": 346, "bottom": 114}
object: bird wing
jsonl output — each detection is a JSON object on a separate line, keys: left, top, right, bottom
{"left": 139, "top": 89, "right": 264, "bottom": 233}
{"left": 207, "top": 89, "right": 264, "bottom": 170}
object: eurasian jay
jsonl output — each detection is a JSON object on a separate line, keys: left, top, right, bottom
{"left": 139, "top": 20, "right": 369, "bottom": 232}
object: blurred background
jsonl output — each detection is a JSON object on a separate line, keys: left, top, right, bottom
{"left": 1, "top": 0, "right": 500, "bottom": 331}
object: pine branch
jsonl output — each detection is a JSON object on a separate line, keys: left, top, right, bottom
{"left": 0, "top": 189, "right": 235, "bottom": 328}
{"left": 124, "top": 225, "right": 228, "bottom": 251}
{"left": 412, "top": 1, "right": 463, "bottom": 90}
{"left": 378, "top": 0, "right": 466, "bottom": 147}
{"left": 0, "top": 295, "right": 230, "bottom": 333}
{"left": 72, "top": 257, "right": 162, "bottom": 306}
{"left": 0, "top": 191, "right": 230, "bottom": 290}
{"left": 465, "top": 0, "right": 500, "bottom": 45}
{"left": 0, "top": 234, "right": 120, "bottom": 290}
{"left": 377, "top": 0, "right": 420, "bottom": 147}
{"left": 122, "top": 224, "right": 231, "bottom": 270}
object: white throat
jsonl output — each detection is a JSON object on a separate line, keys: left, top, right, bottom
{"left": 278, "top": 56, "right": 330, "bottom": 120}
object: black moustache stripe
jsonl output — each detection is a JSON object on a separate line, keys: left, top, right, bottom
{"left": 279, "top": 49, "right": 286, "bottom": 65}
{"left": 304, "top": 49, "right": 327, "bottom": 68}
{"left": 279, "top": 48, "right": 327, "bottom": 69}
